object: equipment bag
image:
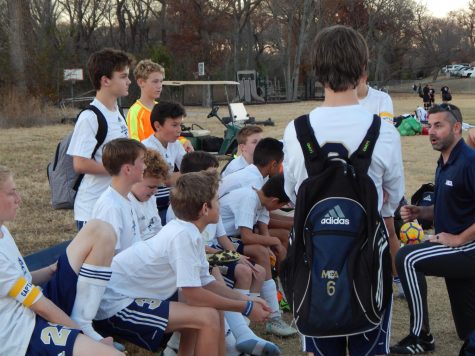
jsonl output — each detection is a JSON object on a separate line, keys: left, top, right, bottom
{"left": 47, "top": 105, "right": 108, "bottom": 209}
{"left": 281, "top": 115, "right": 392, "bottom": 337}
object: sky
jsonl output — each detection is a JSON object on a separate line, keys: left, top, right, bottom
{"left": 416, "top": 0, "right": 470, "bottom": 17}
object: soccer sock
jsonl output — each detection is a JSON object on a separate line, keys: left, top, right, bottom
{"left": 250, "top": 292, "right": 260, "bottom": 299}
{"left": 224, "top": 319, "right": 240, "bottom": 356}
{"left": 166, "top": 331, "right": 181, "bottom": 351}
{"left": 70, "top": 264, "right": 112, "bottom": 341}
{"left": 261, "top": 279, "right": 280, "bottom": 319}
{"left": 234, "top": 288, "right": 250, "bottom": 296}
{"left": 225, "top": 311, "right": 280, "bottom": 356}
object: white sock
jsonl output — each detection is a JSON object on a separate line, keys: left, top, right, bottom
{"left": 225, "top": 311, "right": 280, "bottom": 355}
{"left": 70, "top": 264, "right": 112, "bottom": 341}
{"left": 167, "top": 331, "right": 181, "bottom": 350}
{"left": 261, "top": 279, "right": 280, "bottom": 319}
{"left": 224, "top": 319, "right": 241, "bottom": 356}
{"left": 234, "top": 288, "right": 250, "bottom": 296}
{"left": 250, "top": 292, "right": 260, "bottom": 299}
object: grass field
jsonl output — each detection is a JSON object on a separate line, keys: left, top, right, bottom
{"left": 1, "top": 93, "right": 474, "bottom": 355}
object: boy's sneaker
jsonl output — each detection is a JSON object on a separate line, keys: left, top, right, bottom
{"left": 265, "top": 317, "right": 297, "bottom": 337}
{"left": 390, "top": 332, "right": 435, "bottom": 354}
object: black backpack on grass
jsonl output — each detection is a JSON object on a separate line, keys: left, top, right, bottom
{"left": 281, "top": 115, "right": 392, "bottom": 337}
{"left": 410, "top": 183, "right": 435, "bottom": 230}
{"left": 47, "top": 105, "right": 108, "bottom": 209}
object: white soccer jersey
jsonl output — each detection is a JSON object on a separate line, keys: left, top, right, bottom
{"left": 219, "top": 164, "right": 265, "bottom": 197}
{"left": 359, "top": 86, "right": 394, "bottom": 124}
{"left": 166, "top": 206, "right": 225, "bottom": 247}
{"left": 67, "top": 98, "right": 129, "bottom": 222}
{"left": 129, "top": 193, "right": 162, "bottom": 241}
{"left": 96, "top": 219, "right": 215, "bottom": 319}
{"left": 220, "top": 187, "right": 269, "bottom": 236}
{"left": 221, "top": 155, "right": 249, "bottom": 177}
{"left": 142, "top": 135, "right": 185, "bottom": 174}
{"left": 92, "top": 186, "right": 141, "bottom": 254}
{"left": 283, "top": 105, "right": 404, "bottom": 217}
{"left": 0, "top": 226, "right": 41, "bottom": 356}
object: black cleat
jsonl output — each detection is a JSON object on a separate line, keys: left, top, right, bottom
{"left": 390, "top": 333, "right": 435, "bottom": 354}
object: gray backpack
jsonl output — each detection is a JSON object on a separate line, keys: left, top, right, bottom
{"left": 47, "top": 105, "right": 107, "bottom": 209}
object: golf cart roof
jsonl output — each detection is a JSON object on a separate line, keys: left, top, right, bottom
{"left": 163, "top": 80, "right": 240, "bottom": 86}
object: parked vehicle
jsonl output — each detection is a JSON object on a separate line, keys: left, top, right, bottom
{"left": 461, "top": 67, "right": 475, "bottom": 78}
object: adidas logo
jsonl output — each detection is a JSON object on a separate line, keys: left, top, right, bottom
{"left": 321, "top": 205, "right": 350, "bottom": 225}
{"left": 423, "top": 195, "right": 432, "bottom": 202}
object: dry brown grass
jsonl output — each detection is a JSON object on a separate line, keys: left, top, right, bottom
{"left": 1, "top": 93, "right": 473, "bottom": 355}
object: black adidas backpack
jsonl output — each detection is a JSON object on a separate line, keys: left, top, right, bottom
{"left": 281, "top": 114, "right": 393, "bottom": 337}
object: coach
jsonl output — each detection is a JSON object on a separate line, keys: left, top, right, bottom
{"left": 391, "top": 104, "right": 475, "bottom": 355}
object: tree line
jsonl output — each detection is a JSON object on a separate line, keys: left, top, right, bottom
{"left": 1, "top": 0, "right": 474, "bottom": 103}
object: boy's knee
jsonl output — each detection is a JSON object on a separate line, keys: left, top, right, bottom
{"left": 254, "top": 264, "right": 266, "bottom": 280}
{"left": 235, "top": 264, "right": 252, "bottom": 283}
{"left": 199, "top": 307, "right": 221, "bottom": 330}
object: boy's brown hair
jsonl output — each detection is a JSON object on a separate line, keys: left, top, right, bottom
{"left": 102, "top": 138, "right": 146, "bottom": 176}
{"left": 133, "top": 59, "right": 165, "bottom": 81}
{"left": 314, "top": 25, "right": 368, "bottom": 92}
{"left": 180, "top": 151, "right": 219, "bottom": 174}
{"left": 236, "top": 125, "right": 263, "bottom": 145}
{"left": 171, "top": 171, "right": 219, "bottom": 221}
{"left": 87, "top": 48, "right": 135, "bottom": 90}
{"left": 143, "top": 149, "right": 169, "bottom": 181}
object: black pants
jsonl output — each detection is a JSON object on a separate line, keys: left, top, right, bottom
{"left": 396, "top": 241, "right": 475, "bottom": 340}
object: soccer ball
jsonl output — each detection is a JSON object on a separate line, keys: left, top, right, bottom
{"left": 399, "top": 222, "right": 424, "bottom": 244}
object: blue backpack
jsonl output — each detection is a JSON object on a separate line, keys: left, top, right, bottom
{"left": 281, "top": 115, "right": 392, "bottom": 337}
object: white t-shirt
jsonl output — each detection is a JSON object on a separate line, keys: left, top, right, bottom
{"left": 283, "top": 105, "right": 404, "bottom": 218}
{"left": 359, "top": 86, "right": 394, "bottom": 124}
{"left": 67, "top": 99, "right": 128, "bottom": 221}
{"left": 0, "top": 226, "right": 39, "bottom": 356}
{"left": 219, "top": 164, "right": 265, "bottom": 197}
{"left": 129, "top": 193, "right": 162, "bottom": 241}
{"left": 91, "top": 186, "right": 141, "bottom": 254}
{"left": 221, "top": 155, "right": 249, "bottom": 177}
{"left": 166, "top": 206, "right": 226, "bottom": 247}
{"left": 96, "top": 219, "right": 215, "bottom": 319}
{"left": 220, "top": 187, "right": 269, "bottom": 236}
{"left": 142, "top": 135, "right": 186, "bottom": 205}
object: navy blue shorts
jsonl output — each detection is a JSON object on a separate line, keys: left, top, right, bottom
{"left": 217, "top": 261, "right": 238, "bottom": 288}
{"left": 94, "top": 292, "right": 178, "bottom": 352}
{"left": 302, "top": 298, "right": 393, "bottom": 356}
{"left": 27, "top": 253, "right": 81, "bottom": 355}
{"left": 224, "top": 236, "right": 245, "bottom": 254}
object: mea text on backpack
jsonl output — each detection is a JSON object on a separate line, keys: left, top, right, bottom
{"left": 47, "top": 105, "right": 109, "bottom": 210}
{"left": 281, "top": 115, "right": 392, "bottom": 338}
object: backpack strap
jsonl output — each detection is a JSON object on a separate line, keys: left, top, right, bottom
{"left": 350, "top": 114, "right": 381, "bottom": 173}
{"left": 294, "top": 115, "right": 325, "bottom": 177}
{"left": 72, "top": 105, "right": 108, "bottom": 191}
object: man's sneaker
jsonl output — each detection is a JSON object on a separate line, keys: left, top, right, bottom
{"left": 265, "top": 317, "right": 297, "bottom": 337}
{"left": 390, "top": 333, "right": 435, "bottom": 354}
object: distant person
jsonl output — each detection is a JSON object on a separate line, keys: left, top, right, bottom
{"left": 468, "top": 128, "right": 475, "bottom": 149}
{"left": 127, "top": 59, "right": 165, "bottom": 142}
{"left": 423, "top": 84, "right": 431, "bottom": 110}
{"left": 391, "top": 104, "right": 475, "bottom": 354}
{"left": 67, "top": 48, "right": 133, "bottom": 230}
{"left": 441, "top": 85, "right": 452, "bottom": 104}
{"left": 429, "top": 85, "right": 435, "bottom": 106}
{"left": 412, "top": 83, "right": 417, "bottom": 93}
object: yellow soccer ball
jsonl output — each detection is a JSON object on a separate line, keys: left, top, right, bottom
{"left": 399, "top": 222, "right": 424, "bottom": 245}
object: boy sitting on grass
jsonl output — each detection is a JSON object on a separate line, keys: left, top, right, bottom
{"left": 127, "top": 59, "right": 165, "bottom": 142}
{"left": 91, "top": 138, "right": 146, "bottom": 253}
{"left": 142, "top": 100, "right": 193, "bottom": 224}
{"left": 221, "top": 125, "right": 263, "bottom": 177}
{"left": 129, "top": 148, "right": 169, "bottom": 240}
{"left": 220, "top": 174, "right": 297, "bottom": 337}
{"left": 0, "top": 165, "right": 122, "bottom": 355}
{"left": 94, "top": 171, "right": 271, "bottom": 355}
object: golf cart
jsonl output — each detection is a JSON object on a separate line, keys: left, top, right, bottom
{"left": 162, "top": 80, "right": 274, "bottom": 156}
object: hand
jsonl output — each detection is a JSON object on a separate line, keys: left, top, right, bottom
{"left": 400, "top": 205, "right": 420, "bottom": 222}
{"left": 271, "top": 243, "right": 287, "bottom": 262}
{"left": 238, "top": 255, "right": 259, "bottom": 273}
{"left": 429, "top": 232, "right": 465, "bottom": 247}
{"left": 49, "top": 262, "right": 58, "bottom": 276}
{"left": 248, "top": 301, "right": 271, "bottom": 322}
{"left": 250, "top": 296, "right": 271, "bottom": 311}
{"left": 100, "top": 337, "right": 114, "bottom": 346}
{"left": 182, "top": 139, "right": 194, "bottom": 153}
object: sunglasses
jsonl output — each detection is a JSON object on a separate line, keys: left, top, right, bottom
{"left": 433, "top": 104, "right": 462, "bottom": 123}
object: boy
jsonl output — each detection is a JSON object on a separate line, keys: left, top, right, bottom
{"left": 283, "top": 25, "right": 404, "bottom": 355}
{"left": 220, "top": 174, "right": 297, "bottom": 337}
{"left": 0, "top": 165, "right": 122, "bottom": 354}
{"left": 166, "top": 151, "right": 279, "bottom": 355}
{"left": 219, "top": 137, "right": 283, "bottom": 197}
{"left": 129, "top": 148, "right": 169, "bottom": 240}
{"left": 127, "top": 59, "right": 165, "bottom": 141}
{"left": 94, "top": 171, "right": 271, "bottom": 355}
{"left": 91, "top": 138, "right": 146, "bottom": 253}
{"left": 221, "top": 125, "right": 263, "bottom": 177}
{"left": 142, "top": 100, "right": 193, "bottom": 224}
{"left": 67, "top": 48, "right": 133, "bottom": 230}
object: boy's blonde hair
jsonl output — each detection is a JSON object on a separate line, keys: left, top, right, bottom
{"left": 143, "top": 149, "right": 169, "bottom": 181}
{"left": 134, "top": 59, "right": 165, "bottom": 81}
{"left": 171, "top": 171, "right": 219, "bottom": 221}
{"left": 0, "top": 165, "right": 12, "bottom": 189}
{"left": 237, "top": 125, "right": 263, "bottom": 145}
